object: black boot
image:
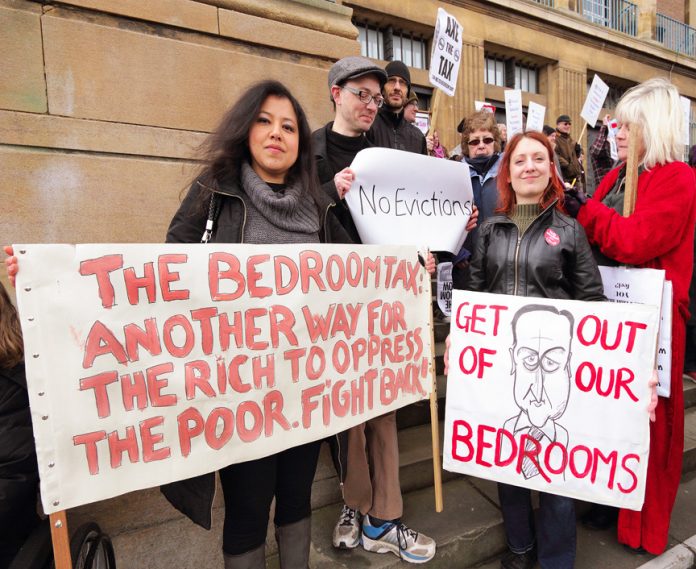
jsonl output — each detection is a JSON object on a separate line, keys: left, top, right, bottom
{"left": 580, "top": 504, "right": 618, "bottom": 531}
{"left": 223, "top": 544, "right": 265, "bottom": 569}
{"left": 275, "top": 517, "right": 311, "bottom": 569}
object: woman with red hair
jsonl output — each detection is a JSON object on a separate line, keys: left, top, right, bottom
{"left": 465, "top": 131, "right": 606, "bottom": 569}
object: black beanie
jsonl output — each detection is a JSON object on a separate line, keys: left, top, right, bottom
{"left": 385, "top": 60, "right": 411, "bottom": 88}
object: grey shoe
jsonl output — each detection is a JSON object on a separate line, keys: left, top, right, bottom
{"left": 223, "top": 544, "right": 265, "bottom": 569}
{"left": 276, "top": 517, "right": 311, "bottom": 569}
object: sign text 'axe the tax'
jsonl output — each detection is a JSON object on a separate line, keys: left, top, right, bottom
{"left": 429, "top": 8, "right": 463, "bottom": 96}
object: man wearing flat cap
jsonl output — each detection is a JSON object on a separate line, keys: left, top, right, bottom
{"left": 555, "top": 114, "right": 583, "bottom": 185}
{"left": 367, "top": 60, "right": 427, "bottom": 154}
{"left": 313, "top": 56, "right": 436, "bottom": 564}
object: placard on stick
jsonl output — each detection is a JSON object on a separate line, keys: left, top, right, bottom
{"left": 429, "top": 8, "right": 463, "bottom": 96}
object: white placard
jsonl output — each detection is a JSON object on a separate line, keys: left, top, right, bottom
{"left": 15, "top": 243, "right": 432, "bottom": 513}
{"left": 598, "top": 265, "right": 672, "bottom": 397}
{"left": 581, "top": 74, "right": 610, "bottom": 127}
{"left": 526, "top": 101, "right": 546, "bottom": 133}
{"left": 444, "top": 291, "right": 659, "bottom": 510}
{"left": 415, "top": 111, "right": 430, "bottom": 135}
{"left": 429, "top": 8, "right": 463, "bottom": 96}
{"left": 504, "top": 89, "right": 524, "bottom": 138}
{"left": 680, "top": 96, "right": 691, "bottom": 146}
{"left": 345, "top": 148, "right": 473, "bottom": 253}
{"left": 437, "top": 262, "right": 453, "bottom": 317}
{"left": 475, "top": 101, "right": 496, "bottom": 114}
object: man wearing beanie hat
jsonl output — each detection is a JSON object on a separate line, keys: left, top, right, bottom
{"left": 313, "top": 57, "right": 436, "bottom": 564}
{"left": 555, "top": 114, "right": 583, "bottom": 185}
{"left": 404, "top": 93, "right": 419, "bottom": 124}
{"left": 367, "top": 60, "right": 427, "bottom": 154}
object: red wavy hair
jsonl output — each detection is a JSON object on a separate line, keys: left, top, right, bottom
{"left": 496, "top": 131, "right": 566, "bottom": 215}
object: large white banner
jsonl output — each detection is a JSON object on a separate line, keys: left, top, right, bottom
{"left": 599, "top": 266, "right": 672, "bottom": 397}
{"left": 15, "top": 243, "right": 433, "bottom": 513}
{"left": 429, "top": 8, "right": 463, "bottom": 96}
{"left": 444, "top": 290, "right": 659, "bottom": 510}
{"left": 345, "top": 148, "right": 473, "bottom": 253}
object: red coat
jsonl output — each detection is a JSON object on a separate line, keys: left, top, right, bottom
{"left": 578, "top": 161, "right": 696, "bottom": 554}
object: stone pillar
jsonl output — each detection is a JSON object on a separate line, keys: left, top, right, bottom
{"left": 687, "top": 0, "right": 696, "bottom": 28}
{"left": 548, "top": 64, "right": 587, "bottom": 144}
{"left": 433, "top": 41, "right": 484, "bottom": 152}
{"left": 636, "top": 0, "right": 657, "bottom": 40}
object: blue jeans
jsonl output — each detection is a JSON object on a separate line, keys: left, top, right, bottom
{"left": 498, "top": 483, "right": 576, "bottom": 569}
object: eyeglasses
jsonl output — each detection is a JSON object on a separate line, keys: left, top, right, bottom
{"left": 342, "top": 86, "right": 384, "bottom": 108}
{"left": 467, "top": 137, "right": 495, "bottom": 146}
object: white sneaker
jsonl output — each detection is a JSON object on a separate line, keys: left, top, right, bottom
{"left": 361, "top": 517, "right": 436, "bottom": 563}
{"left": 332, "top": 505, "right": 361, "bottom": 549}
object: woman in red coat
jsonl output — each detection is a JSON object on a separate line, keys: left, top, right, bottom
{"left": 565, "top": 77, "right": 696, "bottom": 554}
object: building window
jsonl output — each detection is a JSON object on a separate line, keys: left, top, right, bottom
{"left": 514, "top": 64, "right": 538, "bottom": 93}
{"left": 355, "top": 21, "right": 429, "bottom": 69}
{"left": 485, "top": 57, "right": 505, "bottom": 87}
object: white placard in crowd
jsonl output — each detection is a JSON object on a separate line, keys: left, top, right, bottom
{"left": 526, "top": 101, "right": 546, "bottom": 132}
{"left": 415, "top": 111, "right": 430, "bottom": 135}
{"left": 429, "top": 8, "right": 463, "bottom": 96}
{"left": 598, "top": 266, "right": 672, "bottom": 397}
{"left": 345, "top": 148, "right": 473, "bottom": 253}
{"left": 444, "top": 290, "right": 660, "bottom": 510}
{"left": 16, "top": 243, "right": 433, "bottom": 513}
{"left": 437, "top": 262, "right": 453, "bottom": 317}
{"left": 680, "top": 96, "right": 691, "bottom": 146}
{"left": 581, "top": 74, "right": 610, "bottom": 127}
{"left": 475, "top": 101, "right": 496, "bottom": 114}
{"left": 504, "top": 89, "right": 524, "bottom": 138}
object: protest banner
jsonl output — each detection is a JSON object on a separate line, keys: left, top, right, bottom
{"left": 599, "top": 266, "right": 672, "bottom": 397}
{"left": 444, "top": 290, "right": 659, "bottom": 510}
{"left": 345, "top": 148, "right": 473, "bottom": 253}
{"left": 15, "top": 243, "right": 433, "bottom": 514}
{"left": 429, "top": 8, "right": 463, "bottom": 96}
{"left": 526, "top": 101, "right": 546, "bottom": 133}
{"left": 504, "top": 89, "right": 524, "bottom": 138}
{"left": 680, "top": 96, "right": 691, "bottom": 146}
{"left": 475, "top": 101, "right": 496, "bottom": 114}
{"left": 581, "top": 74, "right": 610, "bottom": 127}
{"left": 437, "top": 262, "right": 453, "bottom": 318}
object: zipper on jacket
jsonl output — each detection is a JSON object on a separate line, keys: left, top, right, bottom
{"left": 211, "top": 190, "right": 247, "bottom": 243}
{"left": 512, "top": 200, "right": 558, "bottom": 295}
{"left": 323, "top": 202, "right": 336, "bottom": 242}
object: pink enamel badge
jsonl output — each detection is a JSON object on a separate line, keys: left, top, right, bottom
{"left": 544, "top": 228, "right": 560, "bottom": 246}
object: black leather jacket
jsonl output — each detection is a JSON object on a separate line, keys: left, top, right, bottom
{"left": 466, "top": 203, "right": 606, "bottom": 301}
{"left": 367, "top": 107, "right": 427, "bottom": 154}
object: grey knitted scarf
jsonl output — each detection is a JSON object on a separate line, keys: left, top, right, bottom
{"left": 240, "top": 162, "right": 321, "bottom": 244}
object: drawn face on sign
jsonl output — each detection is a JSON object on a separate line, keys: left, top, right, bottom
{"left": 511, "top": 310, "right": 572, "bottom": 429}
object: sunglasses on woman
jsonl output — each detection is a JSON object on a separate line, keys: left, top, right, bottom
{"left": 468, "top": 137, "right": 495, "bottom": 146}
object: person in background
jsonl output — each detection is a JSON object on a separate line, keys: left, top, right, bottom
{"left": 565, "top": 77, "right": 696, "bottom": 555}
{"left": 457, "top": 131, "right": 607, "bottom": 569}
{"left": 575, "top": 142, "right": 586, "bottom": 189}
{"left": 589, "top": 114, "right": 618, "bottom": 189}
{"left": 497, "top": 123, "right": 508, "bottom": 152}
{"left": 555, "top": 114, "right": 583, "bottom": 186}
{"left": 0, "top": 281, "right": 40, "bottom": 569}
{"left": 403, "top": 93, "right": 418, "bottom": 125}
{"left": 449, "top": 118, "right": 465, "bottom": 159}
{"left": 542, "top": 124, "right": 563, "bottom": 180}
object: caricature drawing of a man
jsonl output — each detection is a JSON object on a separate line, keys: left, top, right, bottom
{"left": 503, "top": 304, "right": 574, "bottom": 479}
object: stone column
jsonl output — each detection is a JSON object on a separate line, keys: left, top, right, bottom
{"left": 636, "top": 0, "right": 658, "bottom": 40}
{"left": 547, "top": 64, "right": 587, "bottom": 144}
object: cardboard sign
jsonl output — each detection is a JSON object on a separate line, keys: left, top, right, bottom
{"left": 345, "top": 148, "right": 473, "bottom": 253}
{"left": 437, "top": 262, "right": 453, "bottom": 317}
{"left": 504, "top": 89, "right": 524, "bottom": 138}
{"left": 598, "top": 266, "right": 672, "bottom": 397}
{"left": 581, "top": 74, "right": 610, "bottom": 127}
{"left": 15, "top": 243, "right": 433, "bottom": 513}
{"left": 429, "top": 8, "right": 463, "bottom": 96}
{"left": 526, "top": 101, "right": 546, "bottom": 133}
{"left": 444, "top": 290, "right": 659, "bottom": 510}
{"left": 680, "top": 96, "right": 691, "bottom": 146}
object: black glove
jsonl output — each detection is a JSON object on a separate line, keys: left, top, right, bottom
{"left": 563, "top": 185, "right": 587, "bottom": 218}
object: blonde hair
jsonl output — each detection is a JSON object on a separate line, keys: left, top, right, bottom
{"left": 615, "top": 77, "right": 685, "bottom": 168}
{"left": 0, "top": 282, "right": 23, "bottom": 369}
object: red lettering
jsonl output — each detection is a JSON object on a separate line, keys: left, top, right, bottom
{"left": 123, "top": 262, "right": 156, "bottom": 305}
{"left": 147, "top": 363, "right": 177, "bottom": 407}
{"left": 83, "top": 321, "right": 127, "bottom": 369}
{"left": 618, "top": 454, "right": 640, "bottom": 493}
{"left": 204, "top": 408, "right": 234, "bottom": 450}
{"left": 79, "top": 255, "right": 124, "bottom": 309}
{"left": 162, "top": 314, "right": 195, "bottom": 358}
{"left": 451, "top": 419, "right": 474, "bottom": 462}
{"left": 246, "top": 255, "right": 272, "bottom": 298}
{"left": 177, "top": 407, "right": 204, "bottom": 457}
{"left": 158, "top": 254, "right": 189, "bottom": 301}
{"left": 274, "top": 255, "right": 299, "bottom": 294}
{"left": 209, "top": 252, "right": 245, "bottom": 301}
{"left": 80, "top": 371, "right": 118, "bottom": 418}
{"left": 73, "top": 430, "right": 107, "bottom": 474}
{"left": 140, "top": 416, "right": 170, "bottom": 462}
{"left": 236, "top": 401, "right": 263, "bottom": 442}
{"left": 108, "top": 426, "right": 138, "bottom": 468}
{"left": 475, "top": 424, "right": 495, "bottom": 467}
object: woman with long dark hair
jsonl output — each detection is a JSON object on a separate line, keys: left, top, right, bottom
{"left": 161, "top": 80, "right": 351, "bottom": 568}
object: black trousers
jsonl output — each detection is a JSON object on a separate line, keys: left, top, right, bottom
{"left": 219, "top": 440, "right": 321, "bottom": 555}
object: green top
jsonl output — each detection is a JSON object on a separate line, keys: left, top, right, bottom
{"left": 511, "top": 203, "right": 542, "bottom": 236}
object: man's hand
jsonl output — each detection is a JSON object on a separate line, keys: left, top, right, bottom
{"left": 334, "top": 168, "right": 355, "bottom": 199}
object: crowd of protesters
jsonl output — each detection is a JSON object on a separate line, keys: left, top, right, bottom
{"left": 2, "top": 54, "right": 695, "bottom": 569}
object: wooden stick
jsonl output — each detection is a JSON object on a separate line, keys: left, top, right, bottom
{"left": 428, "top": 88, "right": 443, "bottom": 137}
{"left": 577, "top": 122, "right": 588, "bottom": 143}
{"left": 623, "top": 124, "right": 642, "bottom": 217}
{"left": 49, "top": 511, "right": 72, "bottom": 569}
{"left": 427, "top": 273, "right": 444, "bottom": 512}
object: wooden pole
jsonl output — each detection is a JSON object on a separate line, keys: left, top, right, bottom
{"left": 427, "top": 273, "right": 444, "bottom": 512}
{"left": 576, "top": 122, "right": 588, "bottom": 144}
{"left": 623, "top": 124, "right": 642, "bottom": 217}
{"left": 428, "top": 88, "right": 443, "bottom": 137}
{"left": 49, "top": 511, "right": 72, "bottom": 569}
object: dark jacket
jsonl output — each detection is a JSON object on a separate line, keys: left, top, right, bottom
{"left": 312, "top": 122, "right": 368, "bottom": 243}
{"left": 555, "top": 131, "right": 582, "bottom": 184}
{"left": 466, "top": 203, "right": 605, "bottom": 302}
{"left": 367, "top": 107, "right": 427, "bottom": 154}
{"left": 162, "top": 171, "right": 351, "bottom": 530}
